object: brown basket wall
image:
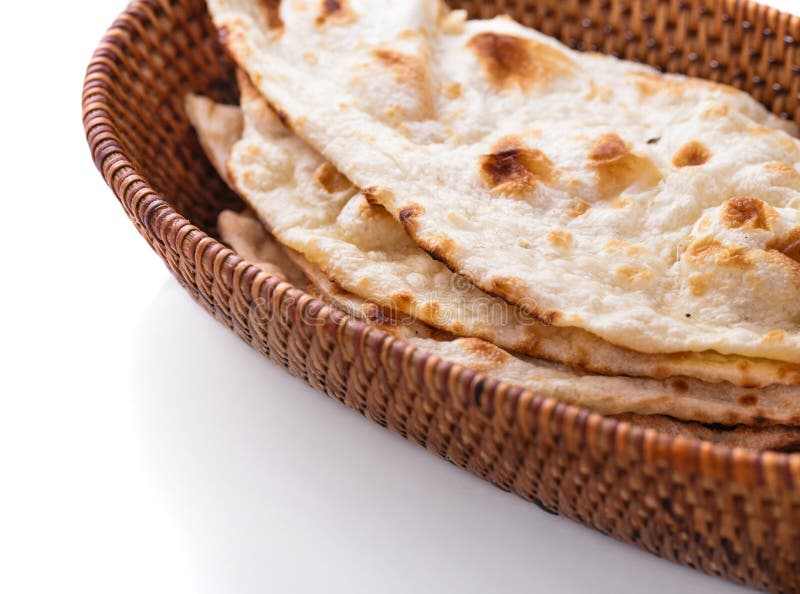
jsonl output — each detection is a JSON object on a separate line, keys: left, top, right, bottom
{"left": 82, "top": 1, "right": 800, "bottom": 591}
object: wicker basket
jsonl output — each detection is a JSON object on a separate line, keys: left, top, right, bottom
{"left": 82, "top": 1, "right": 800, "bottom": 591}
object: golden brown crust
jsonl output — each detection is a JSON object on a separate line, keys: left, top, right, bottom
{"left": 467, "top": 32, "right": 574, "bottom": 91}
{"left": 685, "top": 237, "right": 753, "bottom": 269}
{"left": 614, "top": 264, "right": 654, "bottom": 284}
{"left": 442, "top": 82, "right": 462, "bottom": 99}
{"left": 721, "top": 196, "right": 774, "bottom": 230}
{"left": 687, "top": 274, "right": 709, "bottom": 297}
{"left": 546, "top": 230, "right": 572, "bottom": 248}
{"left": 371, "top": 49, "right": 434, "bottom": 119}
{"left": 419, "top": 300, "right": 442, "bottom": 323}
{"left": 460, "top": 337, "right": 512, "bottom": 369}
{"left": 423, "top": 232, "right": 459, "bottom": 265}
{"left": 313, "top": 162, "right": 350, "bottom": 193}
{"left": 773, "top": 227, "right": 800, "bottom": 264}
{"left": 588, "top": 133, "right": 661, "bottom": 198}
{"left": 566, "top": 198, "right": 590, "bottom": 218}
{"left": 672, "top": 140, "right": 711, "bottom": 167}
{"left": 764, "top": 248, "right": 800, "bottom": 283}
{"left": 588, "top": 133, "right": 628, "bottom": 163}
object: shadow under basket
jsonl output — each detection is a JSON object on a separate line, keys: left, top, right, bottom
{"left": 82, "top": 1, "right": 800, "bottom": 591}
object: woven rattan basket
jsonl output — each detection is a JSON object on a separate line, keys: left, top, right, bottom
{"left": 83, "top": 0, "right": 800, "bottom": 591}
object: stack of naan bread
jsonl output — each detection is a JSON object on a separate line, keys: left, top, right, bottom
{"left": 188, "top": 0, "right": 800, "bottom": 449}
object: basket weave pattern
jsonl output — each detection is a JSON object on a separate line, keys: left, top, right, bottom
{"left": 83, "top": 1, "right": 800, "bottom": 591}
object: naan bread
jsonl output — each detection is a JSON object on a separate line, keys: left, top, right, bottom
{"left": 220, "top": 211, "right": 800, "bottom": 450}
{"left": 184, "top": 94, "right": 242, "bottom": 187}
{"left": 217, "top": 208, "right": 309, "bottom": 286}
{"left": 187, "top": 93, "right": 434, "bottom": 335}
{"left": 186, "top": 94, "right": 307, "bottom": 285}
{"left": 209, "top": 0, "right": 800, "bottom": 362}
{"left": 218, "top": 208, "right": 800, "bottom": 432}
{"left": 218, "top": 79, "right": 800, "bottom": 387}
{"left": 187, "top": 90, "right": 800, "bottom": 430}
{"left": 216, "top": 211, "right": 443, "bottom": 339}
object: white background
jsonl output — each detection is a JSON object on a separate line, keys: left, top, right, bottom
{"left": 2, "top": 1, "right": 796, "bottom": 592}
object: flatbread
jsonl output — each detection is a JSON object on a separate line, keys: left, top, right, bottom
{"left": 214, "top": 81, "right": 800, "bottom": 388}
{"left": 185, "top": 95, "right": 307, "bottom": 287}
{"left": 187, "top": 90, "right": 800, "bottom": 429}
{"left": 218, "top": 208, "right": 800, "bottom": 433}
{"left": 216, "top": 208, "right": 443, "bottom": 339}
{"left": 184, "top": 94, "right": 243, "bottom": 187}
{"left": 221, "top": 209, "right": 800, "bottom": 450}
{"left": 209, "top": 0, "right": 800, "bottom": 362}
{"left": 216, "top": 208, "right": 309, "bottom": 286}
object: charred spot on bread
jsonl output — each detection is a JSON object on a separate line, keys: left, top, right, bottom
{"left": 479, "top": 136, "right": 554, "bottom": 196}
{"left": 316, "top": 0, "right": 356, "bottom": 26}
{"left": 672, "top": 140, "right": 711, "bottom": 167}
{"left": 397, "top": 202, "right": 425, "bottom": 233}
{"left": 774, "top": 227, "right": 800, "bottom": 264}
{"left": 721, "top": 197, "right": 772, "bottom": 231}
{"left": 362, "top": 185, "right": 394, "bottom": 202}
{"left": 589, "top": 133, "right": 629, "bottom": 163}
{"left": 258, "top": 0, "right": 283, "bottom": 30}
{"left": 422, "top": 233, "right": 459, "bottom": 266}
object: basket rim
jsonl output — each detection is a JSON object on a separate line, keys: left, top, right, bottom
{"left": 82, "top": 0, "right": 800, "bottom": 487}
